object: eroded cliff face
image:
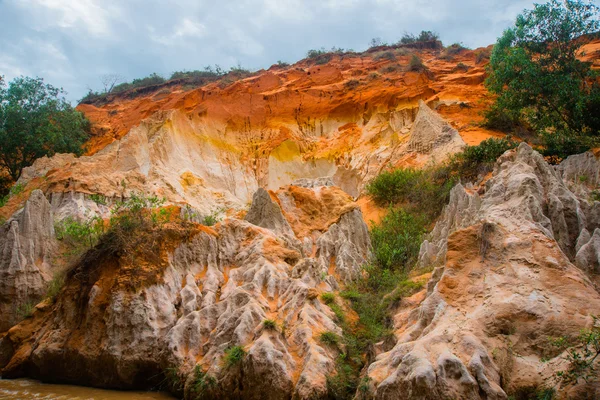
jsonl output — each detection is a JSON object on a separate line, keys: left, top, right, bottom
{"left": 1, "top": 43, "right": 600, "bottom": 400}
{"left": 367, "top": 144, "right": 600, "bottom": 399}
{"left": 0, "top": 180, "right": 369, "bottom": 399}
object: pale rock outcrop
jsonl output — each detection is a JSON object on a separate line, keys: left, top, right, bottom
{"left": 406, "top": 100, "right": 466, "bottom": 163}
{"left": 367, "top": 144, "right": 600, "bottom": 399}
{"left": 0, "top": 182, "right": 370, "bottom": 400}
{"left": 244, "top": 187, "right": 302, "bottom": 252}
{"left": 0, "top": 190, "right": 56, "bottom": 332}
{"left": 556, "top": 151, "right": 600, "bottom": 196}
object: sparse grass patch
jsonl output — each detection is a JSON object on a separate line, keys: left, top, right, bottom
{"left": 45, "top": 273, "right": 65, "bottom": 302}
{"left": 320, "top": 331, "right": 340, "bottom": 347}
{"left": 224, "top": 346, "right": 246, "bottom": 368}
{"left": 262, "top": 319, "right": 277, "bottom": 330}
{"left": 475, "top": 48, "right": 491, "bottom": 64}
{"left": 408, "top": 55, "right": 426, "bottom": 72}
{"left": 90, "top": 193, "right": 107, "bottom": 205}
{"left": 16, "top": 301, "right": 35, "bottom": 319}
{"left": 344, "top": 79, "right": 360, "bottom": 90}
{"left": 321, "top": 292, "right": 336, "bottom": 304}
{"left": 191, "top": 365, "right": 217, "bottom": 397}
{"left": 55, "top": 216, "right": 104, "bottom": 251}
{"left": 441, "top": 43, "right": 469, "bottom": 60}
{"left": 374, "top": 51, "right": 396, "bottom": 61}
{"left": 379, "top": 64, "right": 400, "bottom": 74}
{"left": 454, "top": 62, "right": 470, "bottom": 72}
{"left": 0, "top": 182, "right": 26, "bottom": 208}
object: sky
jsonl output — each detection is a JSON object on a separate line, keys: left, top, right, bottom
{"left": 0, "top": 0, "right": 543, "bottom": 102}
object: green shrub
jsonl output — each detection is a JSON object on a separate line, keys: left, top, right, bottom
{"left": 344, "top": 79, "right": 360, "bottom": 90}
{"left": 277, "top": 60, "right": 289, "bottom": 67}
{"left": 90, "top": 193, "right": 107, "bottom": 205}
{"left": 224, "top": 346, "right": 246, "bottom": 367}
{"left": 202, "top": 210, "right": 221, "bottom": 226}
{"left": 379, "top": 64, "right": 400, "bottom": 74}
{"left": 374, "top": 51, "right": 396, "bottom": 61}
{"left": 475, "top": 48, "right": 491, "bottom": 64}
{"left": 442, "top": 43, "right": 468, "bottom": 59}
{"left": 163, "top": 366, "right": 184, "bottom": 393}
{"left": 539, "top": 131, "right": 594, "bottom": 164}
{"left": 398, "top": 31, "right": 440, "bottom": 47}
{"left": 319, "top": 331, "right": 340, "bottom": 347}
{"left": 262, "top": 319, "right": 277, "bottom": 330}
{"left": 482, "top": 105, "right": 521, "bottom": 133}
{"left": 339, "top": 290, "right": 361, "bottom": 302}
{"left": 366, "top": 167, "right": 455, "bottom": 221}
{"left": 321, "top": 292, "right": 336, "bottom": 304}
{"left": 55, "top": 216, "right": 104, "bottom": 250}
{"left": 112, "top": 73, "right": 165, "bottom": 93}
{"left": 191, "top": 365, "right": 217, "bottom": 396}
{"left": 370, "top": 208, "right": 427, "bottom": 271}
{"left": 454, "top": 62, "right": 470, "bottom": 72}
{"left": 551, "top": 317, "right": 600, "bottom": 384}
{"left": 307, "top": 48, "right": 328, "bottom": 58}
{"left": 447, "top": 137, "right": 519, "bottom": 180}
{"left": 408, "top": 55, "right": 426, "bottom": 72}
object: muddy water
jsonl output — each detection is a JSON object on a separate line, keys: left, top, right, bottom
{"left": 0, "top": 379, "right": 175, "bottom": 400}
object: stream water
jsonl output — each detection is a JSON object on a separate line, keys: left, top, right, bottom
{"left": 0, "top": 379, "right": 175, "bottom": 400}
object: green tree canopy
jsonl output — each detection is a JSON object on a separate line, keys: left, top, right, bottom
{"left": 486, "top": 0, "right": 600, "bottom": 140}
{"left": 0, "top": 76, "right": 90, "bottom": 181}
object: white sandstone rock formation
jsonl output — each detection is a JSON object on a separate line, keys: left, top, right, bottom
{"left": 367, "top": 144, "right": 600, "bottom": 399}
{"left": 0, "top": 190, "right": 57, "bottom": 332}
{"left": 0, "top": 180, "right": 370, "bottom": 400}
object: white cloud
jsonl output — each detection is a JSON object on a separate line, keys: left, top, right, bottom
{"left": 11, "top": 0, "right": 119, "bottom": 36}
{"left": 152, "top": 18, "right": 207, "bottom": 45}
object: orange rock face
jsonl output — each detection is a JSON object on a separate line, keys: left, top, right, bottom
{"left": 78, "top": 45, "right": 500, "bottom": 158}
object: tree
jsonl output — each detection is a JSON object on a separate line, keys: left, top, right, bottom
{"left": 100, "top": 73, "right": 123, "bottom": 93}
{"left": 486, "top": 0, "right": 600, "bottom": 141}
{"left": 0, "top": 76, "right": 90, "bottom": 181}
{"left": 369, "top": 37, "right": 384, "bottom": 48}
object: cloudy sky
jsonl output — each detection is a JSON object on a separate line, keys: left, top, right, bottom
{"left": 0, "top": 0, "right": 540, "bottom": 102}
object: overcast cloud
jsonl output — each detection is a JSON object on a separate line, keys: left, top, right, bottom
{"left": 0, "top": 0, "right": 541, "bottom": 102}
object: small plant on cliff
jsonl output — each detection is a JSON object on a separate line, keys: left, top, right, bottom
{"left": 262, "top": 319, "right": 277, "bottom": 330}
{"left": 0, "top": 182, "right": 26, "bottom": 207}
{"left": 16, "top": 301, "right": 35, "bottom": 319}
{"left": 319, "top": 331, "right": 340, "bottom": 347}
{"left": 55, "top": 216, "right": 105, "bottom": 251}
{"left": 344, "top": 79, "right": 360, "bottom": 90}
{"left": 191, "top": 365, "right": 217, "bottom": 397}
{"left": 408, "top": 55, "right": 426, "bottom": 72}
{"left": 398, "top": 30, "right": 441, "bottom": 48}
{"left": 446, "top": 137, "right": 519, "bottom": 180}
{"left": 163, "top": 366, "right": 185, "bottom": 393}
{"left": 202, "top": 209, "right": 222, "bottom": 226}
{"left": 224, "top": 346, "right": 246, "bottom": 367}
{"left": 321, "top": 292, "right": 336, "bottom": 304}
{"left": 45, "top": 273, "right": 65, "bottom": 302}
{"left": 551, "top": 317, "right": 600, "bottom": 384}
{"left": 441, "top": 43, "right": 469, "bottom": 60}
{"left": 89, "top": 193, "right": 107, "bottom": 206}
